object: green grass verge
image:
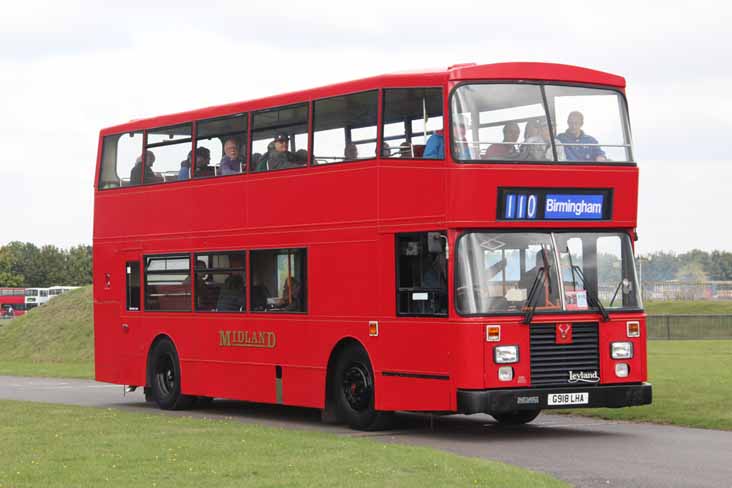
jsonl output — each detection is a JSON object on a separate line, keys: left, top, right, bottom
{"left": 0, "top": 286, "right": 93, "bottom": 378}
{"left": 645, "top": 300, "right": 732, "bottom": 314}
{"left": 0, "top": 400, "right": 567, "bottom": 488}
{"left": 561, "top": 340, "right": 732, "bottom": 430}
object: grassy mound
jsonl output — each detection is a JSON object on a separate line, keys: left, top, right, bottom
{"left": 0, "top": 286, "right": 93, "bottom": 377}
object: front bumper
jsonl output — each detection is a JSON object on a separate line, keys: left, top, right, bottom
{"left": 457, "top": 382, "right": 652, "bottom": 415}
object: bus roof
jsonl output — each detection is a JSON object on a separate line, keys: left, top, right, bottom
{"left": 100, "top": 62, "right": 625, "bottom": 136}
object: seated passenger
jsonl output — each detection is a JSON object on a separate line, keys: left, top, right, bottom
{"left": 281, "top": 277, "right": 303, "bottom": 312}
{"left": 344, "top": 142, "right": 358, "bottom": 160}
{"left": 178, "top": 147, "right": 213, "bottom": 179}
{"left": 399, "top": 142, "right": 413, "bottom": 158}
{"left": 556, "top": 111, "right": 607, "bottom": 162}
{"left": 482, "top": 122, "right": 520, "bottom": 160}
{"left": 216, "top": 275, "right": 244, "bottom": 311}
{"left": 423, "top": 130, "right": 444, "bottom": 158}
{"left": 378, "top": 141, "right": 391, "bottom": 158}
{"left": 255, "top": 133, "right": 301, "bottom": 171}
{"left": 220, "top": 138, "right": 245, "bottom": 176}
{"left": 130, "top": 150, "right": 162, "bottom": 184}
{"left": 294, "top": 149, "right": 309, "bottom": 163}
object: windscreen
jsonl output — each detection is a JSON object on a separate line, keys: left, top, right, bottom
{"left": 456, "top": 231, "right": 641, "bottom": 315}
{"left": 450, "top": 83, "right": 632, "bottom": 163}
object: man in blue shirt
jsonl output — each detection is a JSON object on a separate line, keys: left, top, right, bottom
{"left": 556, "top": 111, "right": 607, "bottom": 162}
{"left": 423, "top": 130, "right": 444, "bottom": 158}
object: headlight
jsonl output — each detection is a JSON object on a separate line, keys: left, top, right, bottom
{"left": 611, "top": 342, "right": 634, "bottom": 359}
{"left": 494, "top": 345, "right": 519, "bottom": 364}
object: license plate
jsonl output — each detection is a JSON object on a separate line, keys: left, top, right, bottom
{"left": 547, "top": 392, "right": 589, "bottom": 406}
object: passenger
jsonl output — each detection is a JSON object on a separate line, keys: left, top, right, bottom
{"left": 256, "top": 133, "right": 300, "bottom": 171}
{"left": 251, "top": 152, "right": 262, "bottom": 168}
{"left": 178, "top": 147, "right": 213, "bottom": 179}
{"left": 294, "top": 149, "right": 309, "bottom": 164}
{"left": 452, "top": 121, "right": 471, "bottom": 159}
{"left": 423, "top": 130, "right": 444, "bottom": 158}
{"left": 378, "top": 141, "right": 391, "bottom": 158}
{"left": 220, "top": 138, "right": 245, "bottom": 176}
{"left": 130, "top": 150, "right": 162, "bottom": 184}
{"left": 281, "top": 277, "right": 303, "bottom": 312}
{"left": 519, "top": 120, "right": 555, "bottom": 161}
{"left": 344, "top": 142, "right": 358, "bottom": 160}
{"left": 399, "top": 142, "right": 413, "bottom": 158}
{"left": 216, "top": 275, "right": 244, "bottom": 311}
{"left": 523, "top": 119, "right": 540, "bottom": 141}
{"left": 482, "top": 122, "right": 520, "bottom": 160}
{"left": 556, "top": 111, "right": 607, "bottom": 162}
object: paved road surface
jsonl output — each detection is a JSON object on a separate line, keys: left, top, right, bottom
{"left": 1, "top": 376, "right": 730, "bottom": 488}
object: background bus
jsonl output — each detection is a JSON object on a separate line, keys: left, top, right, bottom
{"left": 1, "top": 288, "right": 27, "bottom": 318}
{"left": 94, "top": 62, "right": 650, "bottom": 430}
{"left": 24, "top": 287, "right": 50, "bottom": 310}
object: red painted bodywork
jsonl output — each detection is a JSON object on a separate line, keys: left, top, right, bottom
{"left": 93, "top": 63, "right": 646, "bottom": 413}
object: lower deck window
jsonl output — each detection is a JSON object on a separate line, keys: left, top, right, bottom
{"left": 396, "top": 232, "right": 448, "bottom": 316}
{"left": 144, "top": 255, "right": 191, "bottom": 311}
{"left": 250, "top": 249, "right": 307, "bottom": 313}
{"left": 194, "top": 252, "right": 246, "bottom": 312}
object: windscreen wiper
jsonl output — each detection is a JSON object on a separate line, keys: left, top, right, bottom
{"left": 572, "top": 265, "right": 609, "bottom": 321}
{"left": 522, "top": 267, "right": 545, "bottom": 325}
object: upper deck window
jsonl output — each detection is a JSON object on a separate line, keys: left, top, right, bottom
{"left": 99, "top": 130, "right": 144, "bottom": 189}
{"left": 313, "top": 91, "right": 377, "bottom": 165}
{"left": 145, "top": 124, "right": 193, "bottom": 184}
{"left": 382, "top": 88, "right": 443, "bottom": 159}
{"left": 251, "top": 103, "right": 309, "bottom": 172}
{"left": 196, "top": 114, "right": 248, "bottom": 178}
{"left": 450, "top": 83, "right": 633, "bottom": 164}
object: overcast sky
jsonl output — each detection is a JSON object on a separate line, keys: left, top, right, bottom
{"left": 1, "top": 0, "right": 729, "bottom": 253}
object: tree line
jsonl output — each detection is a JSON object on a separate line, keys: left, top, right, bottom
{"left": 0, "top": 242, "right": 92, "bottom": 287}
{"left": 639, "top": 250, "right": 732, "bottom": 282}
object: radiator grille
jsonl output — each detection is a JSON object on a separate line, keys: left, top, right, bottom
{"left": 530, "top": 323, "right": 599, "bottom": 387}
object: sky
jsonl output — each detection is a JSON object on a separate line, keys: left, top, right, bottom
{"left": 0, "top": 0, "right": 730, "bottom": 253}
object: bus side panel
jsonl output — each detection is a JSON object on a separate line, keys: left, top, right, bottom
{"left": 94, "top": 302, "right": 121, "bottom": 383}
{"left": 93, "top": 244, "right": 121, "bottom": 384}
{"left": 370, "top": 320, "right": 454, "bottom": 411}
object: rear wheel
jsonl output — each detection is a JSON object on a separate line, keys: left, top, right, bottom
{"left": 333, "top": 344, "right": 392, "bottom": 431}
{"left": 149, "top": 339, "right": 194, "bottom": 410}
{"left": 492, "top": 410, "right": 541, "bottom": 425}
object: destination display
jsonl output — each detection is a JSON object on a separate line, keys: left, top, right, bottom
{"left": 498, "top": 188, "right": 612, "bottom": 221}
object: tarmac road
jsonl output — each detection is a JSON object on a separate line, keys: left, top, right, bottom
{"left": 1, "top": 375, "right": 730, "bottom": 488}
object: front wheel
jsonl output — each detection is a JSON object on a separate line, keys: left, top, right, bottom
{"left": 333, "top": 344, "right": 393, "bottom": 431}
{"left": 149, "top": 339, "right": 194, "bottom": 410}
{"left": 492, "top": 410, "right": 541, "bottom": 425}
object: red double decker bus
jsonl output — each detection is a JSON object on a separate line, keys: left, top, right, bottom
{"left": 1, "top": 288, "right": 27, "bottom": 318}
{"left": 94, "top": 62, "right": 651, "bottom": 429}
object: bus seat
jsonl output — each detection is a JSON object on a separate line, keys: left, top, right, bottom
{"left": 412, "top": 144, "right": 425, "bottom": 157}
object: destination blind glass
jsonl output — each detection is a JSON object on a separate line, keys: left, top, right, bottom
{"left": 498, "top": 188, "right": 612, "bottom": 221}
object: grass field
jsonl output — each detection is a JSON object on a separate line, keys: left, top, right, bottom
{"left": 562, "top": 340, "right": 732, "bottom": 430}
{"left": 645, "top": 300, "right": 732, "bottom": 314}
{"left": 0, "top": 400, "right": 567, "bottom": 488}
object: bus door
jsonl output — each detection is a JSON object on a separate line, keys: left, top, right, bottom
{"left": 119, "top": 256, "right": 142, "bottom": 381}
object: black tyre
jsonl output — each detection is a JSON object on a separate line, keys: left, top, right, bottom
{"left": 149, "top": 338, "right": 194, "bottom": 410}
{"left": 333, "top": 343, "right": 393, "bottom": 431}
{"left": 491, "top": 410, "right": 541, "bottom": 425}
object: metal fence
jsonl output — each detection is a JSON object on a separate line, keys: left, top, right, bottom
{"left": 642, "top": 281, "right": 732, "bottom": 301}
{"left": 647, "top": 315, "right": 732, "bottom": 340}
